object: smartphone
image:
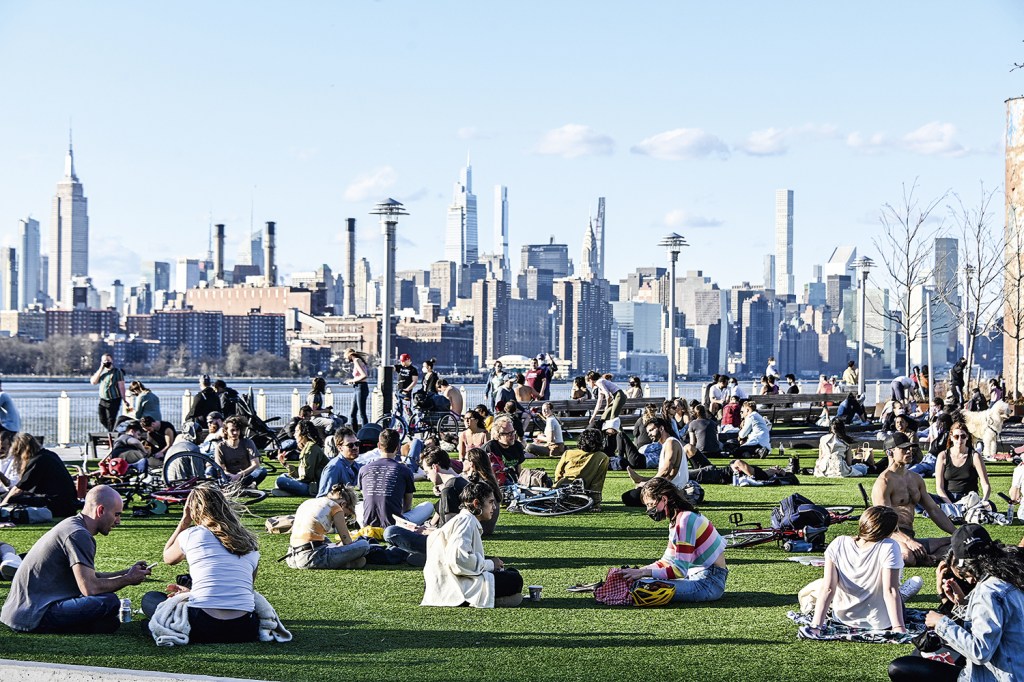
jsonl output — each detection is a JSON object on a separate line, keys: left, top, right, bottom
{"left": 145, "top": 561, "right": 159, "bottom": 570}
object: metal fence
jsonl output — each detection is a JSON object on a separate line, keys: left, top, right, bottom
{"left": 17, "top": 379, "right": 886, "bottom": 447}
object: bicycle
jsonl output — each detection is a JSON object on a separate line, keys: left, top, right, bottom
{"left": 500, "top": 477, "right": 594, "bottom": 517}
{"left": 720, "top": 505, "right": 858, "bottom": 549}
{"left": 375, "top": 405, "right": 461, "bottom": 443}
{"left": 152, "top": 450, "right": 268, "bottom": 505}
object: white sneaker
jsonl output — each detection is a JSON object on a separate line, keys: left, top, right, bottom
{"left": 899, "top": 576, "right": 923, "bottom": 600}
{"left": 0, "top": 557, "right": 21, "bottom": 580}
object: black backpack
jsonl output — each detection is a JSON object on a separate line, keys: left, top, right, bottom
{"left": 770, "top": 493, "right": 829, "bottom": 531}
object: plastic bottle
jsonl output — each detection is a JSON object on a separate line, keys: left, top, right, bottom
{"left": 784, "top": 540, "right": 814, "bottom": 553}
{"left": 119, "top": 598, "right": 132, "bottom": 623}
{"left": 779, "top": 443, "right": 786, "bottom": 459}
{"left": 732, "top": 471, "right": 740, "bottom": 486}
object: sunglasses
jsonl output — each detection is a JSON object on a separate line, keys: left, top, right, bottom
{"left": 951, "top": 433, "right": 967, "bottom": 440}
{"left": 498, "top": 430, "right": 515, "bottom": 436}
{"left": 341, "top": 442, "right": 360, "bottom": 449}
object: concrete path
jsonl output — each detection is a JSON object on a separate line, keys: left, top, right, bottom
{"left": 0, "top": 659, "right": 267, "bottom": 682}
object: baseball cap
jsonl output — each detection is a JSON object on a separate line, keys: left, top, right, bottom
{"left": 603, "top": 418, "right": 621, "bottom": 432}
{"left": 951, "top": 524, "right": 993, "bottom": 562}
{"left": 883, "top": 432, "right": 912, "bottom": 450}
{"left": 207, "top": 411, "right": 224, "bottom": 422}
{"left": 399, "top": 353, "right": 411, "bottom": 362}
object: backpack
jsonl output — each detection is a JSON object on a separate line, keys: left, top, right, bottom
{"left": 770, "top": 493, "right": 829, "bottom": 531}
{"left": 265, "top": 515, "right": 295, "bottom": 534}
{"left": 99, "top": 457, "right": 130, "bottom": 477}
{"left": 517, "top": 468, "right": 552, "bottom": 489}
{"left": 681, "top": 480, "right": 705, "bottom": 505}
{"left": 430, "top": 393, "right": 451, "bottom": 413}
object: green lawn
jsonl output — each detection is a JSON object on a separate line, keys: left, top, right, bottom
{"left": 1, "top": 448, "right": 1020, "bottom": 682}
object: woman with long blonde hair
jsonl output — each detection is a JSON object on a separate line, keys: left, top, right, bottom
{"left": 142, "top": 485, "right": 262, "bottom": 643}
{"left": 344, "top": 348, "right": 370, "bottom": 430}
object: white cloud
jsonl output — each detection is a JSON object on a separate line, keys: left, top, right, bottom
{"left": 535, "top": 124, "right": 615, "bottom": 158}
{"left": 737, "top": 124, "right": 839, "bottom": 156}
{"left": 630, "top": 128, "right": 729, "bottom": 160}
{"left": 663, "top": 209, "right": 723, "bottom": 229}
{"left": 343, "top": 166, "right": 397, "bottom": 202}
{"left": 901, "top": 121, "right": 967, "bottom": 157}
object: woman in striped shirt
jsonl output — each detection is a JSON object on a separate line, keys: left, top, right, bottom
{"left": 618, "top": 477, "right": 728, "bottom": 602}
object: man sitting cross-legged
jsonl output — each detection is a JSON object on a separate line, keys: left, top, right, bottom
{"left": 623, "top": 418, "right": 687, "bottom": 507}
{"left": 552, "top": 428, "right": 610, "bottom": 511}
{"left": 871, "top": 431, "right": 955, "bottom": 567}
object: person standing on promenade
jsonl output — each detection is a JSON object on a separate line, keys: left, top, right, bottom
{"left": 89, "top": 353, "right": 127, "bottom": 433}
{"left": 345, "top": 348, "right": 370, "bottom": 431}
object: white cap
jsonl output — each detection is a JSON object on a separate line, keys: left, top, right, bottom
{"left": 603, "top": 418, "right": 621, "bottom": 432}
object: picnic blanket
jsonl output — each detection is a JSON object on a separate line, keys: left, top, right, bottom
{"left": 786, "top": 608, "right": 928, "bottom": 644}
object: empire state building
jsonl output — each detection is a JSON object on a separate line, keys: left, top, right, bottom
{"left": 50, "top": 136, "right": 89, "bottom": 307}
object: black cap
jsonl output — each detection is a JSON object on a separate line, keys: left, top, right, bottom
{"left": 883, "top": 432, "right": 912, "bottom": 450}
{"left": 951, "top": 524, "right": 993, "bottom": 562}
{"left": 207, "top": 411, "right": 224, "bottom": 422}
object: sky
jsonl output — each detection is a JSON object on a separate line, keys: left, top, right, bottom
{"left": 0, "top": 1, "right": 1021, "bottom": 293}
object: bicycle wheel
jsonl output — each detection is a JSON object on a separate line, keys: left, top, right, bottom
{"left": 436, "top": 413, "right": 461, "bottom": 440}
{"left": 162, "top": 451, "right": 222, "bottom": 486}
{"left": 223, "top": 485, "right": 269, "bottom": 505}
{"left": 721, "top": 529, "right": 780, "bottom": 548}
{"left": 375, "top": 414, "right": 408, "bottom": 441}
{"left": 520, "top": 493, "right": 594, "bottom": 516}
{"left": 149, "top": 488, "right": 191, "bottom": 505}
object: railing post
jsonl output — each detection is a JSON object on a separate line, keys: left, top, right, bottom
{"left": 181, "top": 390, "right": 192, "bottom": 425}
{"left": 324, "top": 387, "right": 334, "bottom": 410}
{"left": 643, "top": 383, "right": 651, "bottom": 398}
{"left": 257, "top": 389, "right": 268, "bottom": 420}
{"left": 874, "top": 380, "right": 882, "bottom": 406}
{"left": 291, "top": 388, "right": 301, "bottom": 417}
{"left": 460, "top": 387, "right": 468, "bottom": 411}
{"left": 57, "top": 391, "right": 71, "bottom": 448}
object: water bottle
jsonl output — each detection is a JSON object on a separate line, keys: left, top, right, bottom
{"left": 789, "top": 456, "right": 800, "bottom": 475}
{"left": 119, "top": 598, "right": 132, "bottom": 623}
{"left": 784, "top": 540, "right": 813, "bottom": 553}
{"left": 779, "top": 443, "right": 786, "bottom": 459}
{"left": 732, "top": 471, "right": 740, "bottom": 486}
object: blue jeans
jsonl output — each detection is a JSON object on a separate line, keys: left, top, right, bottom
{"left": 35, "top": 593, "right": 120, "bottom": 633}
{"left": 667, "top": 565, "right": 728, "bottom": 603}
{"left": 383, "top": 526, "right": 427, "bottom": 558}
{"left": 286, "top": 539, "right": 371, "bottom": 569}
{"left": 405, "top": 438, "right": 424, "bottom": 471}
{"left": 242, "top": 466, "right": 268, "bottom": 487}
{"left": 908, "top": 454, "right": 936, "bottom": 477}
{"left": 275, "top": 475, "right": 313, "bottom": 496}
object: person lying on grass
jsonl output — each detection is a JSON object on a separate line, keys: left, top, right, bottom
{"left": 872, "top": 432, "right": 955, "bottom": 567}
{"left": 617, "top": 477, "right": 728, "bottom": 603}
{"left": 421, "top": 481, "right": 524, "bottom": 609}
{"left": 285, "top": 484, "right": 370, "bottom": 570}
{"left": 808, "top": 505, "right": 906, "bottom": 634}
{"left": 142, "top": 484, "right": 262, "bottom": 643}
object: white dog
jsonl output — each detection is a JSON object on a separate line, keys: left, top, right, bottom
{"left": 961, "top": 399, "right": 1012, "bottom": 459}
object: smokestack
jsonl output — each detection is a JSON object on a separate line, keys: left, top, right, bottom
{"left": 345, "top": 218, "right": 356, "bottom": 315}
{"left": 263, "top": 221, "right": 276, "bottom": 287}
{"left": 214, "top": 224, "right": 225, "bottom": 282}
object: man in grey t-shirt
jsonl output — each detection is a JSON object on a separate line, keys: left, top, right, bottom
{"left": 0, "top": 485, "right": 151, "bottom": 633}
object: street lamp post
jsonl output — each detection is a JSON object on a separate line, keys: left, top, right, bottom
{"left": 962, "top": 264, "right": 975, "bottom": 367}
{"left": 925, "top": 287, "right": 934, "bottom": 406}
{"left": 658, "top": 233, "right": 688, "bottom": 400}
{"left": 854, "top": 256, "right": 874, "bottom": 398}
{"left": 370, "top": 198, "right": 408, "bottom": 416}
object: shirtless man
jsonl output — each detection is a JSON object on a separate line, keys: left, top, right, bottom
{"left": 872, "top": 431, "right": 955, "bottom": 566}
{"left": 626, "top": 417, "right": 687, "bottom": 488}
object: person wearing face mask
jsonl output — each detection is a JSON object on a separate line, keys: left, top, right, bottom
{"left": 89, "top": 353, "right": 127, "bottom": 433}
{"left": 616, "top": 477, "right": 728, "bottom": 603}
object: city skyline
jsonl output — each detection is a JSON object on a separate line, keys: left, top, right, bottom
{"left": 0, "top": 2, "right": 1018, "bottom": 291}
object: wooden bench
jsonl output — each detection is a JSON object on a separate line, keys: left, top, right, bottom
{"left": 86, "top": 431, "right": 115, "bottom": 459}
{"left": 540, "top": 397, "right": 663, "bottom": 434}
{"left": 748, "top": 393, "right": 839, "bottom": 425}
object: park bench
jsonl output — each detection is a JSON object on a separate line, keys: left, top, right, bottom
{"left": 750, "top": 393, "right": 839, "bottom": 425}
{"left": 541, "top": 397, "right": 662, "bottom": 435}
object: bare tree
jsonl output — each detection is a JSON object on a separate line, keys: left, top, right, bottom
{"left": 940, "top": 185, "right": 1004, "bottom": 389}
{"left": 870, "top": 180, "right": 950, "bottom": 376}
{"left": 1001, "top": 205, "right": 1024, "bottom": 399}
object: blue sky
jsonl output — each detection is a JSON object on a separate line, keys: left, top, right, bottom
{"left": 0, "top": 1, "right": 1020, "bottom": 291}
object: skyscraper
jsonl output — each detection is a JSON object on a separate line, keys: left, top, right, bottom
{"left": 580, "top": 221, "right": 598, "bottom": 280}
{"left": 0, "top": 248, "right": 18, "bottom": 311}
{"left": 50, "top": 136, "right": 89, "bottom": 307}
{"left": 18, "top": 217, "right": 40, "bottom": 309}
{"left": 493, "top": 185, "right": 509, "bottom": 278}
{"left": 142, "top": 261, "right": 171, "bottom": 292}
{"left": 445, "top": 162, "right": 478, "bottom": 279}
{"left": 594, "top": 197, "right": 606, "bottom": 279}
{"left": 775, "top": 189, "right": 794, "bottom": 298}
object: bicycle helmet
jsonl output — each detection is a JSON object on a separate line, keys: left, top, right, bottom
{"left": 629, "top": 580, "right": 676, "bottom": 607}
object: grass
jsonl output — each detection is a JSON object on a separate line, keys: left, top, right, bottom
{"left": 1, "top": 445, "right": 1021, "bottom": 682}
